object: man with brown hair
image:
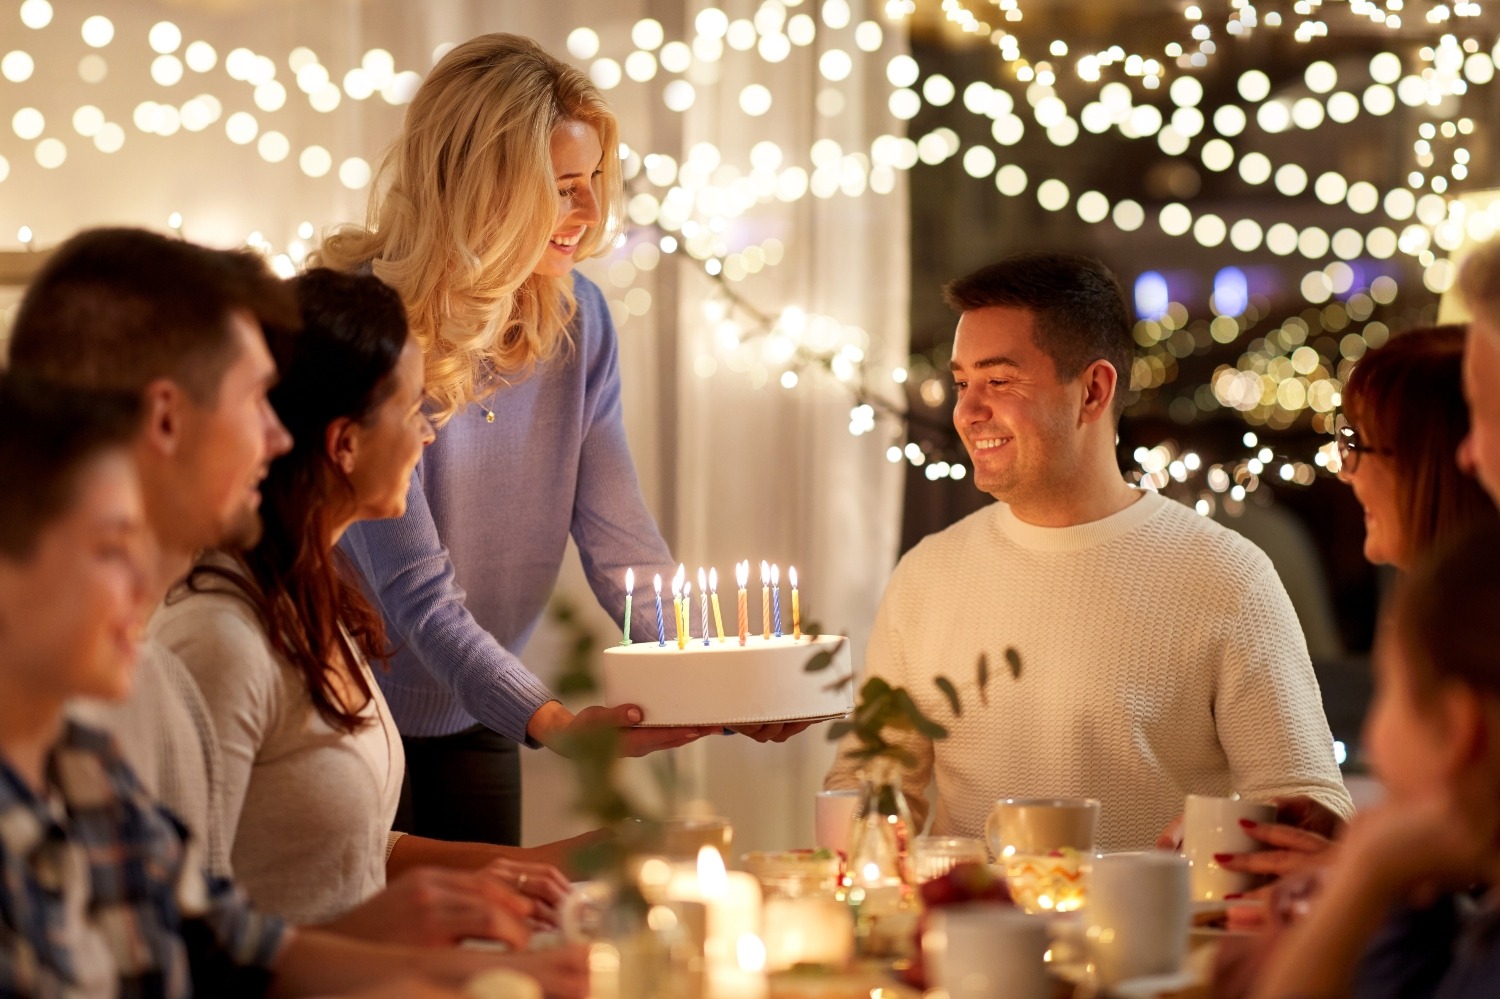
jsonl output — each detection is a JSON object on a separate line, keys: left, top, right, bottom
{"left": 10, "top": 227, "right": 296, "bottom": 875}
{"left": 825, "top": 252, "right": 1352, "bottom": 852}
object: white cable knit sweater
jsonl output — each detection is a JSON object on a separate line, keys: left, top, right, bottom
{"left": 825, "top": 490, "right": 1354, "bottom": 853}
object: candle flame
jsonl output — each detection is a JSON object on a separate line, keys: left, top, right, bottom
{"left": 653, "top": 573, "right": 662, "bottom": 594}
{"left": 709, "top": 567, "right": 718, "bottom": 592}
{"left": 674, "top": 563, "right": 686, "bottom": 591}
{"left": 789, "top": 566, "right": 798, "bottom": 588}
{"left": 761, "top": 560, "right": 770, "bottom": 585}
{"left": 736, "top": 934, "right": 768, "bottom": 973}
{"left": 698, "top": 567, "right": 707, "bottom": 591}
{"left": 736, "top": 560, "right": 749, "bottom": 588}
{"left": 697, "top": 845, "right": 728, "bottom": 896}
{"left": 771, "top": 563, "right": 780, "bottom": 586}
{"left": 683, "top": 580, "right": 691, "bottom": 599}
{"left": 625, "top": 567, "right": 634, "bottom": 593}
{"left": 17, "top": 226, "right": 32, "bottom": 243}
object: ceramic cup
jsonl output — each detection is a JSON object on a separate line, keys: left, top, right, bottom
{"left": 1086, "top": 851, "right": 1191, "bottom": 986}
{"left": 923, "top": 906, "right": 1050, "bottom": 999}
{"left": 814, "top": 789, "right": 861, "bottom": 854}
{"left": 1182, "top": 794, "right": 1277, "bottom": 901}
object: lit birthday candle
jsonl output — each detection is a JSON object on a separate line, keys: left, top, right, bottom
{"left": 622, "top": 568, "right": 634, "bottom": 646}
{"left": 771, "top": 564, "right": 783, "bottom": 639}
{"left": 672, "top": 573, "right": 685, "bottom": 650}
{"left": 681, "top": 580, "right": 692, "bottom": 650}
{"left": 789, "top": 566, "right": 801, "bottom": 640}
{"left": 698, "top": 568, "right": 711, "bottom": 647}
{"left": 761, "top": 560, "right": 771, "bottom": 640}
{"left": 653, "top": 574, "right": 665, "bottom": 647}
{"left": 736, "top": 561, "right": 749, "bottom": 647}
{"left": 710, "top": 567, "right": 726, "bottom": 643}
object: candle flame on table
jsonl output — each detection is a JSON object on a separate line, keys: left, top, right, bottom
{"left": 709, "top": 567, "right": 718, "bottom": 593}
{"left": 771, "top": 564, "right": 780, "bottom": 587}
{"left": 698, "top": 845, "right": 728, "bottom": 897}
{"left": 698, "top": 567, "right": 708, "bottom": 594}
{"left": 654, "top": 573, "right": 662, "bottom": 594}
{"left": 625, "top": 567, "right": 634, "bottom": 593}
{"left": 736, "top": 561, "right": 749, "bottom": 588}
{"left": 761, "top": 561, "right": 770, "bottom": 586}
{"left": 788, "top": 566, "right": 797, "bottom": 589}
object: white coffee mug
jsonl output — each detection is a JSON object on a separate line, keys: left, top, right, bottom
{"left": 923, "top": 906, "right": 1049, "bottom": 999}
{"left": 1182, "top": 794, "right": 1277, "bottom": 901}
{"left": 814, "top": 789, "right": 861, "bottom": 854}
{"left": 1087, "top": 851, "right": 1190, "bottom": 986}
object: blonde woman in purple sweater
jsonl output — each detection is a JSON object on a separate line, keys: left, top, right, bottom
{"left": 321, "top": 34, "right": 807, "bottom": 848}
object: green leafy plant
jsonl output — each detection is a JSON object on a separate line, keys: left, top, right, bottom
{"left": 807, "top": 644, "right": 1023, "bottom": 766}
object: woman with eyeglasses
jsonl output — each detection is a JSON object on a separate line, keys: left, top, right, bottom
{"left": 1209, "top": 324, "right": 1500, "bottom": 956}
{"left": 1333, "top": 324, "right": 1497, "bottom": 571}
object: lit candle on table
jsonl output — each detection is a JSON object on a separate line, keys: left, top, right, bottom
{"left": 653, "top": 573, "right": 665, "bottom": 647}
{"left": 710, "top": 567, "right": 726, "bottom": 643}
{"left": 771, "top": 563, "right": 782, "bottom": 639}
{"left": 789, "top": 566, "right": 801, "bottom": 640}
{"left": 698, "top": 568, "right": 711, "bottom": 647}
{"left": 760, "top": 560, "right": 771, "bottom": 640}
{"left": 621, "top": 568, "right": 634, "bottom": 646}
{"left": 736, "top": 561, "right": 749, "bottom": 647}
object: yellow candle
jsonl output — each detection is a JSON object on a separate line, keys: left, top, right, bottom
{"left": 710, "top": 567, "right": 726, "bottom": 642}
{"left": 681, "top": 580, "right": 692, "bottom": 650}
{"left": 789, "top": 565, "right": 801, "bottom": 640}
{"left": 760, "top": 560, "right": 771, "bottom": 640}
{"left": 736, "top": 560, "right": 749, "bottom": 647}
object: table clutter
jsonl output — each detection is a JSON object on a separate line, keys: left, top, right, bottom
{"left": 555, "top": 790, "right": 1256, "bottom": 998}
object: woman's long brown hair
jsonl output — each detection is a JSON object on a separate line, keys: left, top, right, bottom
{"left": 178, "top": 269, "right": 408, "bottom": 733}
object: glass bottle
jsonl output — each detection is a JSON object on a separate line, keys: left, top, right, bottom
{"left": 842, "top": 758, "right": 918, "bottom": 958}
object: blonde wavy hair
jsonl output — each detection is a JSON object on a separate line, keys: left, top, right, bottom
{"left": 316, "top": 33, "right": 624, "bottom": 425}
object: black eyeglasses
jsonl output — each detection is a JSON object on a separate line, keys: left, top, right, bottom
{"left": 1334, "top": 413, "right": 1394, "bottom": 473}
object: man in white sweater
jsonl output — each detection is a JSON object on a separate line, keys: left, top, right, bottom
{"left": 825, "top": 253, "right": 1353, "bottom": 852}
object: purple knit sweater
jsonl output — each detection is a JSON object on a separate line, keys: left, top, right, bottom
{"left": 342, "top": 273, "right": 676, "bottom": 740}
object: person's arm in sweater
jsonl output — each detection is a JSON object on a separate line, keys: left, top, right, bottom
{"left": 823, "top": 559, "right": 935, "bottom": 830}
{"left": 342, "top": 475, "right": 707, "bottom": 755}
{"left": 156, "top": 595, "right": 281, "bottom": 858}
{"left": 1214, "top": 555, "right": 1355, "bottom": 823}
{"left": 568, "top": 277, "right": 678, "bottom": 638}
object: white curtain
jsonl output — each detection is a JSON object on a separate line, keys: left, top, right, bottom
{"left": 0, "top": 0, "right": 909, "bottom": 856}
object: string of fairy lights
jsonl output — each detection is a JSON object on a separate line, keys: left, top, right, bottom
{"left": 1, "top": 0, "right": 1494, "bottom": 508}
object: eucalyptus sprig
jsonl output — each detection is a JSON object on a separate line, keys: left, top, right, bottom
{"left": 806, "top": 641, "right": 1023, "bottom": 766}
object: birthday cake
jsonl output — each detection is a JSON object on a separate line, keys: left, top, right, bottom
{"left": 602, "top": 635, "right": 854, "bottom": 727}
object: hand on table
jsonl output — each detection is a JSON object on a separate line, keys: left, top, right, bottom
{"left": 479, "top": 857, "right": 572, "bottom": 925}
{"left": 729, "top": 720, "right": 816, "bottom": 743}
{"left": 324, "top": 866, "right": 534, "bottom": 948}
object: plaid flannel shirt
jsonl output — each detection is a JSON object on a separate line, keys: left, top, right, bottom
{"left": 0, "top": 721, "right": 287, "bottom": 998}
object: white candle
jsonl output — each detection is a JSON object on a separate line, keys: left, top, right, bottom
{"left": 761, "top": 897, "right": 854, "bottom": 971}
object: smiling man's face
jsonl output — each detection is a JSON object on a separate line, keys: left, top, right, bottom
{"left": 950, "top": 305, "right": 1085, "bottom": 506}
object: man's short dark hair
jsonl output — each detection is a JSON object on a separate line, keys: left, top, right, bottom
{"left": 8, "top": 227, "right": 298, "bottom": 402}
{"left": 944, "top": 252, "right": 1135, "bottom": 418}
{"left": 0, "top": 373, "right": 143, "bottom": 559}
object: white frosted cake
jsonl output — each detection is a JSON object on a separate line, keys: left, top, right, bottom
{"left": 602, "top": 635, "right": 853, "bottom": 727}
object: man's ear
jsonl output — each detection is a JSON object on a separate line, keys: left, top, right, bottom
{"left": 139, "top": 378, "right": 187, "bottom": 458}
{"left": 1078, "top": 359, "right": 1119, "bottom": 425}
{"left": 326, "top": 417, "right": 358, "bottom": 476}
